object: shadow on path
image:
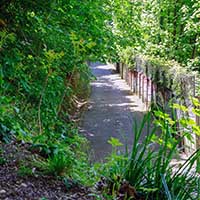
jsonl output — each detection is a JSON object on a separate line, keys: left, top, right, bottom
{"left": 80, "top": 63, "right": 147, "bottom": 161}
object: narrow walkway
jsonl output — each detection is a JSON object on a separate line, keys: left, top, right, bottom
{"left": 80, "top": 63, "right": 147, "bottom": 161}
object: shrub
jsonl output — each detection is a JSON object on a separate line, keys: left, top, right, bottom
{"left": 97, "top": 111, "right": 200, "bottom": 200}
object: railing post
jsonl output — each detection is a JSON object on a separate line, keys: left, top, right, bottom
{"left": 146, "top": 77, "right": 149, "bottom": 107}
{"left": 128, "top": 70, "right": 131, "bottom": 88}
{"left": 136, "top": 71, "right": 139, "bottom": 95}
{"left": 126, "top": 65, "right": 128, "bottom": 82}
{"left": 139, "top": 72, "right": 142, "bottom": 98}
{"left": 151, "top": 81, "right": 156, "bottom": 103}
{"left": 151, "top": 80, "right": 154, "bottom": 103}
{"left": 121, "top": 63, "right": 124, "bottom": 79}
{"left": 142, "top": 74, "right": 145, "bottom": 102}
{"left": 133, "top": 70, "right": 138, "bottom": 94}
{"left": 116, "top": 62, "right": 120, "bottom": 73}
{"left": 130, "top": 70, "right": 133, "bottom": 91}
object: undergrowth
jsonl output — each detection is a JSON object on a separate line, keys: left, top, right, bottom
{"left": 94, "top": 108, "right": 200, "bottom": 200}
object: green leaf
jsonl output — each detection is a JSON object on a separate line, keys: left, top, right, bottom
{"left": 108, "top": 137, "right": 123, "bottom": 147}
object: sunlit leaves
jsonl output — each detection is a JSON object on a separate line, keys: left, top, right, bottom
{"left": 0, "top": 31, "right": 16, "bottom": 48}
{"left": 113, "top": 0, "right": 200, "bottom": 69}
{"left": 172, "top": 104, "right": 188, "bottom": 112}
{"left": 0, "top": 0, "right": 116, "bottom": 141}
{"left": 108, "top": 137, "right": 123, "bottom": 147}
{"left": 154, "top": 110, "right": 175, "bottom": 126}
{"left": 191, "top": 97, "right": 200, "bottom": 107}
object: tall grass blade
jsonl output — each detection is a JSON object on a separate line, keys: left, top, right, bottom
{"left": 161, "top": 174, "right": 172, "bottom": 200}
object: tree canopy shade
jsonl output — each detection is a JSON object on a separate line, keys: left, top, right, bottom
{"left": 111, "top": 0, "right": 200, "bottom": 71}
{"left": 0, "top": 0, "right": 199, "bottom": 150}
{"left": 0, "top": 0, "right": 116, "bottom": 139}
{"left": 0, "top": 1, "right": 200, "bottom": 198}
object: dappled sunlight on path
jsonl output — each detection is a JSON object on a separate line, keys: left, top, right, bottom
{"left": 80, "top": 63, "right": 147, "bottom": 161}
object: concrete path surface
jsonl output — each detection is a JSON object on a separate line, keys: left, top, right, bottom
{"left": 80, "top": 63, "right": 147, "bottom": 161}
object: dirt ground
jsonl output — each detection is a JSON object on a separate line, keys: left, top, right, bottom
{"left": 0, "top": 142, "right": 96, "bottom": 200}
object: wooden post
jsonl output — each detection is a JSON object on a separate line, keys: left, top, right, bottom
{"left": 132, "top": 71, "right": 135, "bottom": 93}
{"left": 139, "top": 72, "right": 142, "bottom": 98}
{"left": 137, "top": 71, "right": 140, "bottom": 95}
{"left": 136, "top": 71, "right": 139, "bottom": 94}
{"left": 153, "top": 83, "right": 157, "bottom": 103}
{"left": 149, "top": 79, "right": 152, "bottom": 105}
{"left": 130, "top": 70, "right": 133, "bottom": 91}
{"left": 126, "top": 65, "right": 128, "bottom": 82}
{"left": 119, "top": 63, "right": 122, "bottom": 79}
{"left": 134, "top": 70, "right": 138, "bottom": 94}
{"left": 142, "top": 74, "right": 145, "bottom": 102}
{"left": 128, "top": 70, "right": 131, "bottom": 87}
{"left": 116, "top": 62, "right": 120, "bottom": 73}
{"left": 151, "top": 80, "right": 154, "bottom": 103}
{"left": 146, "top": 78, "right": 149, "bottom": 107}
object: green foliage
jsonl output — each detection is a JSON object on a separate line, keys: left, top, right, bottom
{"left": 119, "top": 50, "right": 198, "bottom": 101}
{"left": 35, "top": 152, "right": 74, "bottom": 177}
{"left": 0, "top": 0, "right": 117, "bottom": 185}
{"left": 96, "top": 112, "right": 200, "bottom": 200}
{"left": 112, "top": 0, "right": 200, "bottom": 71}
{"left": 0, "top": 148, "right": 6, "bottom": 166}
{"left": 0, "top": 157, "right": 6, "bottom": 165}
{"left": 18, "top": 165, "right": 34, "bottom": 177}
{"left": 0, "top": 0, "right": 116, "bottom": 143}
{"left": 127, "top": 112, "right": 199, "bottom": 199}
{"left": 95, "top": 150, "right": 128, "bottom": 198}
{"left": 0, "top": 0, "right": 199, "bottom": 193}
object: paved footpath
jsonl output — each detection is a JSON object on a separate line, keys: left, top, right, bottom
{"left": 80, "top": 63, "right": 147, "bottom": 161}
